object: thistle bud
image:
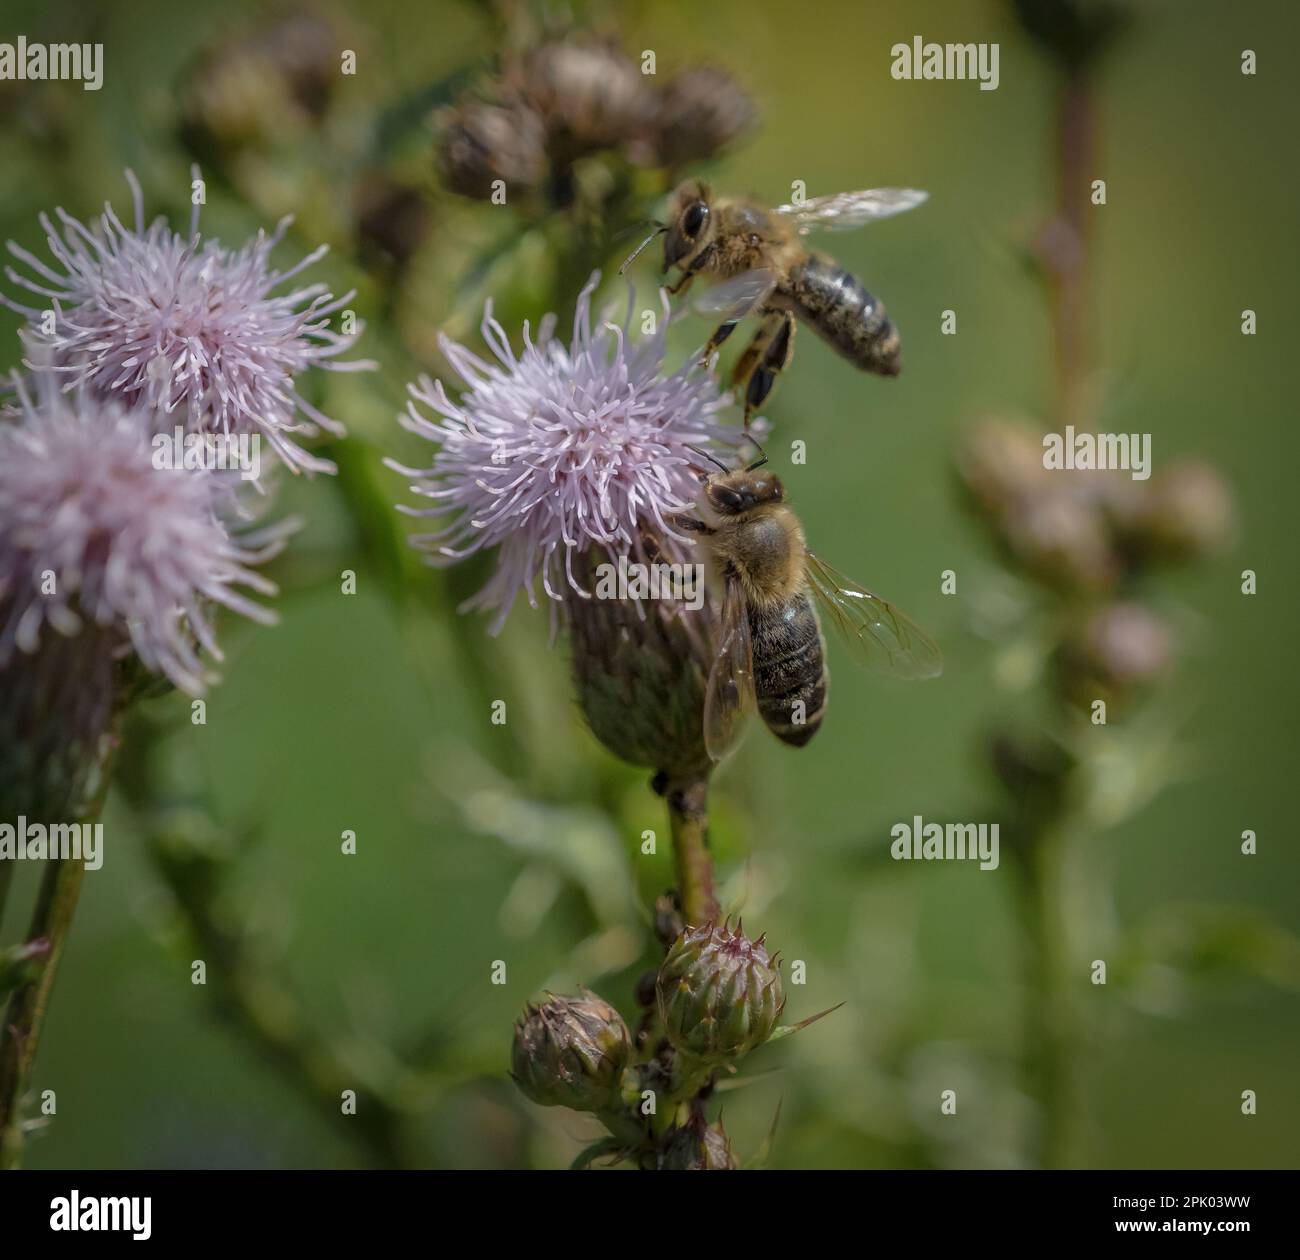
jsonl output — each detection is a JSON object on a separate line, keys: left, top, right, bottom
{"left": 1123, "top": 459, "right": 1235, "bottom": 564}
{"left": 660, "top": 1118, "right": 738, "bottom": 1170}
{"left": 957, "top": 419, "right": 1050, "bottom": 519}
{"left": 437, "top": 99, "right": 548, "bottom": 200}
{"left": 510, "top": 991, "right": 632, "bottom": 1112}
{"left": 180, "top": 8, "right": 344, "bottom": 149}
{"left": 567, "top": 542, "right": 717, "bottom": 781}
{"left": 957, "top": 420, "right": 1120, "bottom": 593}
{"left": 1058, "top": 601, "right": 1173, "bottom": 710}
{"left": 657, "top": 922, "right": 785, "bottom": 1067}
{"left": 514, "top": 39, "right": 653, "bottom": 154}
{"left": 645, "top": 67, "right": 756, "bottom": 167}
{"left": 1001, "top": 491, "right": 1119, "bottom": 593}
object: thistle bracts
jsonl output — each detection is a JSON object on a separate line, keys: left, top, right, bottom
{"left": 510, "top": 991, "right": 632, "bottom": 1113}
{"left": 511, "top": 921, "right": 805, "bottom": 1167}
{"left": 657, "top": 921, "right": 785, "bottom": 1068}
{"left": 660, "top": 1117, "right": 738, "bottom": 1171}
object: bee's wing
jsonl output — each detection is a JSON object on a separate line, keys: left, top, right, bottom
{"left": 703, "top": 572, "right": 756, "bottom": 762}
{"left": 805, "top": 552, "right": 943, "bottom": 679}
{"left": 772, "top": 189, "right": 929, "bottom": 236}
{"left": 684, "top": 268, "right": 777, "bottom": 321}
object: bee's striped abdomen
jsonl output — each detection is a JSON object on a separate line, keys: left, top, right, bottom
{"left": 749, "top": 594, "right": 828, "bottom": 747}
{"left": 785, "top": 252, "right": 901, "bottom": 376}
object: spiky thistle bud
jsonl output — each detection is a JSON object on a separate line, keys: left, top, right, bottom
{"left": 1118, "top": 459, "right": 1235, "bottom": 564}
{"left": 436, "top": 98, "right": 548, "bottom": 200}
{"left": 657, "top": 921, "right": 785, "bottom": 1067}
{"left": 644, "top": 67, "right": 756, "bottom": 168}
{"left": 660, "top": 1117, "right": 738, "bottom": 1170}
{"left": 1058, "top": 600, "right": 1173, "bottom": 711}
{"left": 512, "top": 38, "right": 653, "bottom": 155}
{"left": 510, "top": 991, "right": 632, "bottom": 1113}
{"left": 956, "top": 420, "right": 1119, "bottom": 594}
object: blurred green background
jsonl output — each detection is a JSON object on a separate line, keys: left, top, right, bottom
{"left": 1, "top": 0, "right": 1296, "bottom": 1169}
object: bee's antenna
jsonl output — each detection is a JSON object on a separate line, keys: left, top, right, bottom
{"left": 742, "top": 435, "right": 769, "bottom": 471}
{"left": 685, "top": 443, "right": 730, "bottom": 474}
{"left": 619, "top": 224, "right": 667, "bottom": 275}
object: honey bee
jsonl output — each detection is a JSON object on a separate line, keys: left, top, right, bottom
{"left": 677, "top": 446, "right": 942, "bottom": 759}
{"left": 622, "top": 182, "right": 927, "bottom": 422}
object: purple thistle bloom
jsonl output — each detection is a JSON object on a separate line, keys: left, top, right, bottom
{"left": 387, "top": 272, "right": 745, "bottom": 633}
{"left": 1, "top": 169, "right": 374, "bottom": 476}
{"left": 0, "top": 366, "right": 289, "bottom": 696}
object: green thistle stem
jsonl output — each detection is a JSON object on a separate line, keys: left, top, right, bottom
{"left": 0, "top": 721, "right": 120, "bottom": 1169}
{"left": 0, "top": 859, "right": 85, "bottom": 1168}
{"left": 1017, "top": 819, "right": 1078, "bottom": 1169}
{"left": 665, "top": 776, "right": 718, "bottom": 927}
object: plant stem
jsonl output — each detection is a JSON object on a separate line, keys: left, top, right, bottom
{"left": 0, "top": 722, "right": 119, "bottom": 1169}
{"left": 1049, "top": 67, "right": 1096, "bottom": 430}
{"left": 0, "top": 860, "right": 85, "bottom": 1169}
{"left": 664, "top": 776, "right": 718, "bottom": 926}
{"left": 1017, "top": 819, "right": 1078, "bottom": 1169}
{"left": 1009, "top": 55, "right": 1100, "bottom": 1173}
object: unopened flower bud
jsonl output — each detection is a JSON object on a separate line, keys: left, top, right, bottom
{"left": 181, "top": 8, "right": 344, "bottom": 148}
{"left": 957, "top": 419, "right": 1051, "bottom": 519}
{"left": 510, "top": 991, "right": 632, "bottom": 1112}
{"left": 514, "top": 39, "right": 653, "bottom": 154}
{"left": 437, "top": 99, "right": 548, "bottom": 199}
{"left": 657, "top": 921, "right": 785, "bottom": 1066}
{"left": 958, "top": 420, "right": 1121, "bottom": 592}
{"left": 1125, "top": 459, "right": 1235, "bottom": 563}
{"left": 1059, "top": 601, "right": 1173, "bottom": 709}
{"left": 1001, "top": 491, "right": 1119, "bottom": 593}
{"left": 645, "top": 67, "right": 756, "bottom": 167}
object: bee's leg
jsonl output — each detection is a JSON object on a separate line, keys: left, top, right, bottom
{"left": 672, "top": 512, "right": 716, "bottom": 536}
{"left": 700, "top": 318, "right": 740, "bottom": 365}
{"left": 666, "top": 244, "right": 716, "bottom": 296}
{"left": 732, "top": 312, "right": 796, "bottom": 425}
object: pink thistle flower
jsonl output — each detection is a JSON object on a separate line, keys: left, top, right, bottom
{"left": 1, "top": 169, "right": 374, "bottom": 476}
{"left": 0, "top": 366, "right": 289, "bottom": 696}
{"left": 387, "top": 272, "right": 745, "bottom": 633}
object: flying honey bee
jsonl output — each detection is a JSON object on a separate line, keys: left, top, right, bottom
{"left": 622, "top": 182, "right": 928, "bottom": 422}
{"left": 676, "top": 445, "right": 942, "bottom": 759}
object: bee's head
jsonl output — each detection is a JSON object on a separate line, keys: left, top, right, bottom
{"left": 704, "top": 467, "right": 783, "bottom": 516}
{"left": 663, "top": 180, "right": 713, "bottom": 273}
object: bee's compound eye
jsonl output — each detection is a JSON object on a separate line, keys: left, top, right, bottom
{"left": 709, "top": 484, "right": 743, "bottom": 513}
{"left": 682, "top": 202, "right": 709, "bottom": 239}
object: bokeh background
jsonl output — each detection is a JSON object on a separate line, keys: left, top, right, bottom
{"left": 1, "top": 0, "right": 1296, "bottom": 1169}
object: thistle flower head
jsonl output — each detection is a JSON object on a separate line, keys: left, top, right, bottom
{"left": 2, "top": 169, "right": 373, "bottom": 476}
{"left": 657, "top": 920, "right": 786, "bottom": 1067}
{"left": 510, "top": 990, "right": 632, "bottom": 1112}
{"left": 389, "top": 271, "right": 743, "bottom": 633}
{"left": 0, "top": 367, "right": 287, "bottom": 696}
